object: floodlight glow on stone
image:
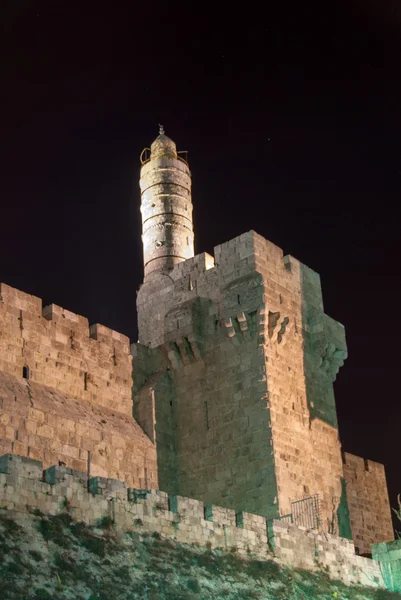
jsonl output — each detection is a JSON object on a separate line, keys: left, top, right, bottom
{"left": 139, "top": 131, "right": 194, "bottom": 278}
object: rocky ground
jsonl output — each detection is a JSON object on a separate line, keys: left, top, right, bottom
{"left": 0, "top": 508, "right": 400, "bottom": 600}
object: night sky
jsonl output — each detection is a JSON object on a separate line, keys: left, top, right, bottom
{"left": 1, "top": 2, "right": 400, "bottom": 524}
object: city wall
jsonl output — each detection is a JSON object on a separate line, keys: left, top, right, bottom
{"left": 0, "top": 283, "right": 157, "bottom": 489}
{"left": 0, "top": 453, "right": 385, "bottom": 590}
{"left": 0, "top": 282, "right": 132, "bottom": 415}
{"left": 343, "top": 452, "right": 394, "bottom": 555}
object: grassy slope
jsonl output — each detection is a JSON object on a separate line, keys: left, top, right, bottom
{"left": 0, "top": 510, "right": 400, "bottom": 600}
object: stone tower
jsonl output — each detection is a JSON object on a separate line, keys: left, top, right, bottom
{"left": 133, "top": 131, "right": 393, "bottom": 551}
{"left": 139, "top": 127, "right": 194, "bottom": 279}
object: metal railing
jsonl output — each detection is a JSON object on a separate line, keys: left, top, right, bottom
{"left": 140, "top": 148, "right": 189, "bottom": 166}
{"left": 291, "top": 494, "right": 321, "bottom": 530}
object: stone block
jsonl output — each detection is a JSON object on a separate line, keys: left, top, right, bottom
{"left": 204, "top": 504, "right": 236, "bottom": 527}
{"left": 0, "top": 453, "right": 42, "bottom": 479}
{"left": 89, "top": 476, "right": 127, "bottom": 499}
{"left": 44, "top": 464, "right": 87, "bottom": 486}
{"left": 168, "top": 494, "right": 204, "bottom": 520}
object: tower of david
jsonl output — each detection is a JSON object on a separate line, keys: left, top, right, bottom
{"left": 0, "top": 129, "right": 394, "bottom": 556}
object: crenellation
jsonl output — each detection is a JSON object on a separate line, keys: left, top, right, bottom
{"left": 0, "top": 282, "right": 43, "bottom": 315}
{"left": 0, "top": 282, "right": 133, "bottom": 416}
{"left": 343, "top": 452, "right": 393, "bottom": 555}
{"left": 0, "top": 453, "right": 387, "bottom": 589}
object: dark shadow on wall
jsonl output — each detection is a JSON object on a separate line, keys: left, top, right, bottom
{"left": 300, "top": 263, "right": 347, "bottom": 429}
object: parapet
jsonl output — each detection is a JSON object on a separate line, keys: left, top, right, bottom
{"left": 0, "top": 453, "right": 385, "bottom": 590}
{"left": 342, "top": 452, "right": 394, "bottom": 555}
{"left": 0, "top": 282, "right": 132, "bottom": 415}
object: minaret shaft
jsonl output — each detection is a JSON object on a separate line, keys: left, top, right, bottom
{"left": 139, "top": 132, "right": 194, "bottom": 278}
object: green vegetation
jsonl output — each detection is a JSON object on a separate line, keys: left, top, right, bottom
{"left": 29, "top": 549, "right": 43, "bottom": 562}
{"left": 0, "top": 508, "right": 401, "bottom": 599}
{"left": 96, "top": 515, "right": 114, "bottom": 529}
{"left": 38, "top": 513, "right": 72, "bottom": 548}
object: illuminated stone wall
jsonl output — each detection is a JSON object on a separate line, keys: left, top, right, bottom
{"left": 343, "top": 452, "right": 394, "bottom": 555}
{"left": 0, "top": 283, "right": 157, "bottom": 488}
{"left": 134, "top": 231, "right": 348, "bottom": 531}
{"left": 0, "top": 283, "right": 132, "bottom": 415}
{"left": 0, "top": 453, "right": 385, "bottom": 590}
{"left": 139, "top": 133, "right": 194, "bottom": 278}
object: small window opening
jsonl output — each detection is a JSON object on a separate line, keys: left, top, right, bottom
{"left": 186, "top": 236, "right": 189, "bottom": 246}
{"left": 84, "top": 372, "right": 88, "bottom": 391}
{"left": 22, "top": 365, "right": 30, "bottom": 380}
{"left": 237, "top": 294, "right": 240, "bottom": 304}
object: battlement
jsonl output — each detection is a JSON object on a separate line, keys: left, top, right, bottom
{"left": 0, "top": 282, "right": 132, "bottom": 415}
{"left": 134, "top": 229, "right": 348, "bottom": 530}
{"left": 136, "top": 230, "right": 328, "bottom": 348}
{"left": 0, "top": 453, "right": 384, "bottom": 589}
{"left": 342, "top": 452, "right": 393, "bottom": 555}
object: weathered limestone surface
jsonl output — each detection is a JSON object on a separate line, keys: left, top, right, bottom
{"left": 0, "top": 283, "right": 133, "bottom": 415}
{"left": 343, "top": 452, "right": 394, "bottom": 555}
{"left": 135, "top": 231, "right": 348, "bottom": 530}
{"left": 271, "top": 520, "right": 383, "bottom": 588}
{"left": 0, "top": 453, "right": 385, "bottom": 590}
{"left": 140, "top": 132, "right": 194, "bottom": 278}
{"left": 0, "top": 371, "right": 157, "bottom": 488}
{"left": 0, "top": 133, "right": 394, "bottom": 573}
{"left": 0, "top": 283, "right": 157, "bottom": 489}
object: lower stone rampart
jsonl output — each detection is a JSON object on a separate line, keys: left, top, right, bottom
{"left": 343, "top": 451, "right": 394, "bottom": 555}
{"left": 0, "top": 453, "right": 385, "bottom": 590}
{"left": 270, "top": 520, "right": 384, "bottom": 589}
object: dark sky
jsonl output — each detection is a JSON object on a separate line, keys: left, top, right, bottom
{"left": 1, "top": 1, "right": 400, "bottom": 522}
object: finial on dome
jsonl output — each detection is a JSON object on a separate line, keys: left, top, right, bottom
{"left": 159, "top": 124, "right": 165, "bottom": 135}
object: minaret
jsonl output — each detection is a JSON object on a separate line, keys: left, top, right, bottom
{"left": 139, "top": 126, "right": 194, "bottom": 278}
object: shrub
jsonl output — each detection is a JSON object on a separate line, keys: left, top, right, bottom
{"left": 38, "top": 516, "right": 71, "bottom": 548}
{"left": 186, "top": 577, "right": 201, "bottom": 593}
{"left": 0, "top": 515, "right": 23, "bottom": 536}
{"left": 113, "top": 565, "right": 131, "bottom": 580}
{"left": 29, "top": 550, "right": 43, "bottom": 562}
{"left": 70, "top": 522, "right": 107, "bottom": 557}
{"left": 53, "top": 552, "right": 89, "bottom": 582}
{"left": 32, "top": 589, "right": 53, "bottom": 599}
{"left": 96, "top": 516, "right": 114, "bottom": 530}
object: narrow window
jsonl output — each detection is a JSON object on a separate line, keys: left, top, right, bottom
{"left": 237, "top": 294, "right": 240, "bottom": 304}
{"left": 22, "top": 365, "right": 30, "bottom": 380}
{"left": 186, "top": 236, "right": 189, "bottom": 246}
{"left": 84, "top": 372, "right": 88, "bottom": 390}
